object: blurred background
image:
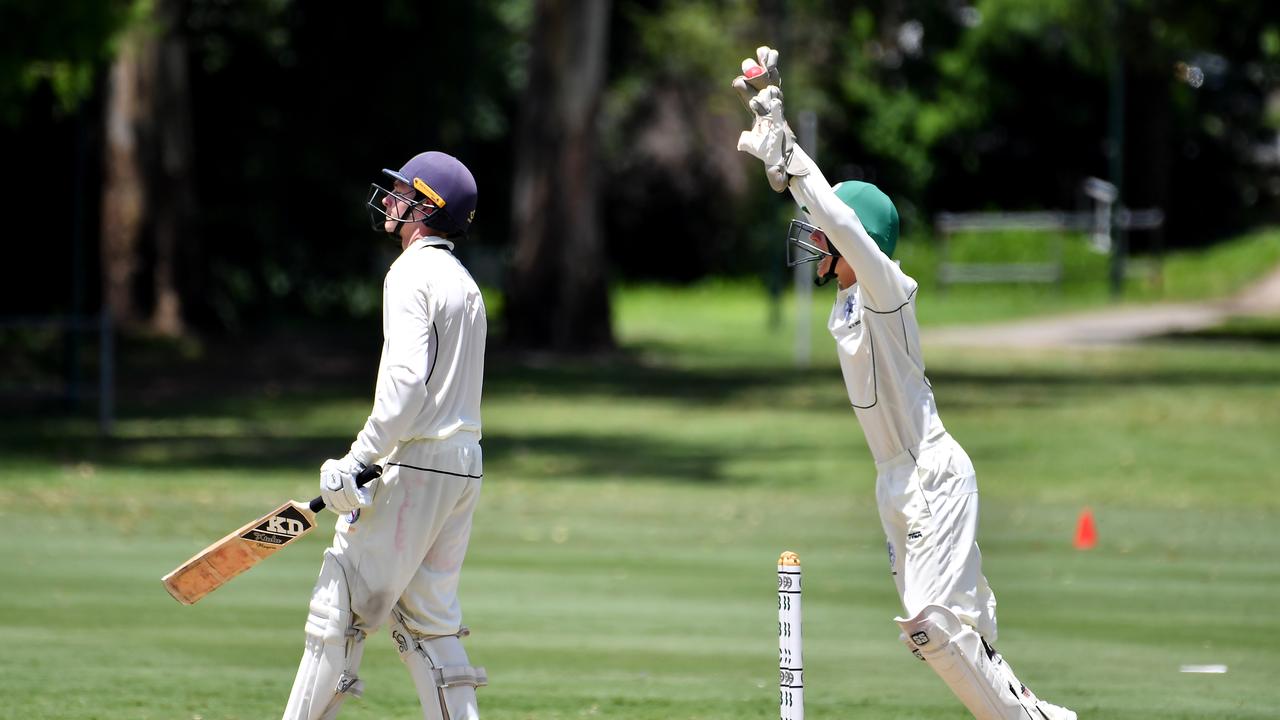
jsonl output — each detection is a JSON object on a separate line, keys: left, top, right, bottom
{"left": 2, "top": 1, "right": 1279, "bottom": 719}
{"left": 4, "top": 0, "right": 1279, "bottom": 365}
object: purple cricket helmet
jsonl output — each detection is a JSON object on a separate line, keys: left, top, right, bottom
{"left": 369, "top": 151, "right": 478, "bottom": 237}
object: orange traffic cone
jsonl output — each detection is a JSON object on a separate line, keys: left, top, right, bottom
{"left": 1074, "top": 508, "right": 1097, "bottom": 550}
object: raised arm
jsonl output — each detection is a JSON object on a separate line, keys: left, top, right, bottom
{"left": 733, "top": 46, "right": 907, "bottom": 307}
{"left": 785, "top": 147, "right": 908, "bottom": 307}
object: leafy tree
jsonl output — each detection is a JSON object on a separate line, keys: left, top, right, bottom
{"left": 163, "top": 0, "right": 528, "bottom": 331}
{"left": 825, "top": 0, "right": 1280, "bottom": 243}
{"left": 0, "top": 0, "right": 140, "bottom": 124}
{"left": 9, "top": 0, "right": 1278, "bottom": 351}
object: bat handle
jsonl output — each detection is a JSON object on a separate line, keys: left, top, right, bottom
{"left": 308, "top": 464, "right": 383, "bottom": 514}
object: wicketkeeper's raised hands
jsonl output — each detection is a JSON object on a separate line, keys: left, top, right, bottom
{"left": 732, "top": 45, "right": 807, "bottom": 192}
{"left": 736, "top": 86, "right": 788, "bottom": 163}
{"left": 732, "top": 45, "right": 781, "bottom": 107}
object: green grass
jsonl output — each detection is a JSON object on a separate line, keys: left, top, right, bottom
{"left": 3, "top": 249, "right": 1280, "bottom": 718}
{"left": 1133, "top": 225, "right": 1280, "bottom": 301}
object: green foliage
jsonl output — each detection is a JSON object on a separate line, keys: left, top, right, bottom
{"left": 175, "top": 0, "right": 529, "bottom": 326}
{"left": 793, "top": 0, "right": 1280, "bottom": 242}
{"left": 602, "top": 0, "right": 779, "bottom": 280}
{"left": 631, "top": 1, "right": 733, "bottom": 80}
{"left": 0, "top": 0, "right": 144, "bottom": 121}
{"left": 8, "top": 0, "right": 1279, "bottom": 329}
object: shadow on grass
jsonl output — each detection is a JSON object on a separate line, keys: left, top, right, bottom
{"left": 487, "top": 358, "right": 838, "bottom": 404}
{"left": 479, "top": 432, "right": 729, "bottom": 483}
{"left": 490, "top": 352, "right": 1280, "bottom": 410}
{"left": 1152, "top": 315, "right": 1280, "bottom": 345}
{"left": 0, "top": 431, "right": 737, "bottom": 485}
{"left": 924, "top": 361, "right": 1280, "bottom": 412}
{"left": 4, "top": 340, "right": 1278, "bottom": 482}
{"left": 0, "top": 432, "right": 350, "bottom": 475}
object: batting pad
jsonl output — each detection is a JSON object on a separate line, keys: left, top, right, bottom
{"left": 390, "top": 610, "right": 487, "bottom": 720}
{"left": 897, "top": 604, "right": 1040, "bottom": 720}
{"left": 282, "top": 552, "right": 367, "bottom": 720}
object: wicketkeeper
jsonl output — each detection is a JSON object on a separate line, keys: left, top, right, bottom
{"left": 732, "top": 47, "right": 1077, "bottom": 720}
{"left": 283, "top": 151, "right": 488, "bottom": 720}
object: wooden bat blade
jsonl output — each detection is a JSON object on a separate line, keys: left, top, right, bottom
{"left": 162, "top": 500, "right": 318, "bottom": 605}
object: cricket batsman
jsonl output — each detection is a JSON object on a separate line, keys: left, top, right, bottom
{"left": 732, "top": 47, "right": 1077, "bottom": 720}
{"left": 283, "top": 151, "right": 488, "bottom": 720}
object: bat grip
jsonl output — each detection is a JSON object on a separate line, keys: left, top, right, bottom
{"left": 308, "top": 464, "right": 383, "bottom": 514}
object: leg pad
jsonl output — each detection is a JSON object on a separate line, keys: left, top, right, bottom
{"left": 390, "top": 610, "right": 487, "bottom": 720}
{"left": 282, "top": 553, "right": 367, "bottom": 720}
{"left": 896, "top": 604, "right": 1034, "bottom": 720}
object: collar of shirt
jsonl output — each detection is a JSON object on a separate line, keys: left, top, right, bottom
{"left": 412, "top": 237, "right": 456, "bottom": 252}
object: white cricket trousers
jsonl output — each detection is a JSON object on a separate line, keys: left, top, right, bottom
{"left": 875, "top": 430, "right": 999, "bottom": 641}
{"left": 335, "top": 434, "right": 484, "bottom": 637}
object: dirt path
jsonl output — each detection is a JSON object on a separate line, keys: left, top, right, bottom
{"left": 924, "top": 265, "right": 1280, "bottom": 348}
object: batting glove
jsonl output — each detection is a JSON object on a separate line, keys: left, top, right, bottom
{"left": 320, "top": 453, "right": 373, "bottom": 515}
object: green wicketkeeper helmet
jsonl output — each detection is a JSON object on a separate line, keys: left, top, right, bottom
{"left": 832, "top": 180, "right": 898, "bottom": 258}
{"left": 786, "top": 180, "right": 900, "bottom": 286}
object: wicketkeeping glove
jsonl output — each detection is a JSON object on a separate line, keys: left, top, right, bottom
{"left": 320, "top": 453, "right": 374, "bottom": 515}
{"left": 731, "top": 46, "right": 807, "bottom": 192}
{"left": 735, "top": 85, "right": 808, "bottom": 192}
{"left": 731, "top": 45, "right": 781, "bottom": 109}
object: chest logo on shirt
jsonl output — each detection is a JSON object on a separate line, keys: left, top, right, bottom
{"left": 842, "top": 295, "right": 861, "bottom": 328}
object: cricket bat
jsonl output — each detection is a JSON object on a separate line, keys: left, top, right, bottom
{"left": 162, "top": 464, "right": 382, "bottom": 605}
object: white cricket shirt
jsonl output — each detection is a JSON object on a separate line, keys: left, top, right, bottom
{"left": 788, "top": 148, "right": 945, "bottom": 463}
{"left": 349, "top": 237, "right": 487, "bottom": 465}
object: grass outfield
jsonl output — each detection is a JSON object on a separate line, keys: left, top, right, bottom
{"left": 2, "top": 285, "right": 1279, "bottom": 719}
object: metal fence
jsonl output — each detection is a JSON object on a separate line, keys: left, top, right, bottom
{"left": 935, "top": 204, "right": 1164, "bottom": 294}
{"left": 0, "top": 313, "right": 114, "bottom": 435}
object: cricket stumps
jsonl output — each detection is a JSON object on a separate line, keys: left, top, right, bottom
{"left": 778, "top": 551, "right": 803, "bottom": 720}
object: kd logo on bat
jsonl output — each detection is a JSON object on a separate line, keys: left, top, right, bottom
{"left": 241, "top": 506, "right": 314, "bottom": 545}
{"left": 267, "top": 516, "right": 306, "bottom": 535}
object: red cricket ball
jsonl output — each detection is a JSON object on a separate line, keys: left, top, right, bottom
{"left": 744, "top": 65, "right": 765, "bottom": 80}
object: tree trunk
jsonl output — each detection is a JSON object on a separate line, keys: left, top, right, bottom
{"left": 505, "top": 0, "right": 613, "bottom": 352}
{"left": 149, "top": 0, "right": 196, "bottom": 337}
{"left": 100, "top": 0, "right": 196, "bottom": 338}
{"left": 101, "top": 32, "right": 149, "bottom": 332}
